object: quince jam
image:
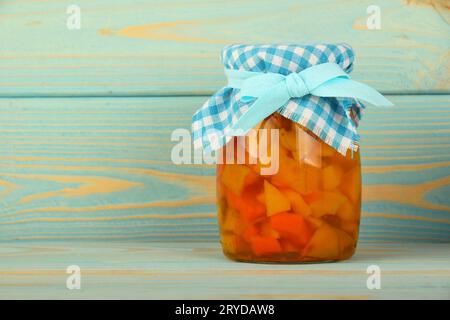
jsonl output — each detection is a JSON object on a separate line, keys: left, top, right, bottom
{"left": 217, "top": 113, "right": 361, "bottom": 263}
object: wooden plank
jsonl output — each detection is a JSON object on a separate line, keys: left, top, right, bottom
{"left": 0, "top": 241, "right": 449, "bottom": 299}
{"left": 0, "top": 95, "right": 449, "bottom": 242}
{"left": 0, "top": 0, "right": 449, "bottom": 96}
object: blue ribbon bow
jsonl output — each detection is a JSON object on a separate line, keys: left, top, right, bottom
{"left": 225, "top": 62, "right": 393, "bottom": 135}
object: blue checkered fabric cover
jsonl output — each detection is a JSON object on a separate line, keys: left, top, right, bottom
{"left": 192, "top": 43, "right": 364, "bottom": 155}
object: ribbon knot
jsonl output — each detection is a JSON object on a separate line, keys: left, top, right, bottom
{"left": 285, "top": 72, "right": 309, "bottom": 98}
{"left": 224, "top": 62, "right": 393, "bottom": 136}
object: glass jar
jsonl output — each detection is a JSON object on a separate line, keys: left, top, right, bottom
{"left": 217, "top": 113, "right": 361, "bottom": 263}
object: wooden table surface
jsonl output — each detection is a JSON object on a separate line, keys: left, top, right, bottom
{"left": 0, "top": 241, "right": 449, "bottom": 299}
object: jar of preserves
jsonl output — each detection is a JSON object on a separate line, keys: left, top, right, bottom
{"left": 192, "top": 43, "right": 392, "bottom": 263}
{"left": 217, "top": 113, "right": 361, "bottom": 262}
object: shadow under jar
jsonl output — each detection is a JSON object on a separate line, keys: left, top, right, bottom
{"left": 217, "top": 113, "right": 361, "bottom": 263}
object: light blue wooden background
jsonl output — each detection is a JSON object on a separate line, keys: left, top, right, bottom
{"left": 0, "top": 0, "right": 449, "bottom": 300}
{"left": 1, "top": 95, "right": 450, "bottom": 243}
{"left": 0, "top": 0, "right": 449, "bottom": 96}
{"left": 0, "top": 0, "right": 449, "bottom": 243}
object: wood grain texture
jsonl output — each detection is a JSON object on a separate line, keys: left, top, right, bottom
{"left": 0, "top": 0, "right": 449, "bottom": 97}
{"left": 0, "top": 241, "right": 449, "bottom": 299}
{"left": 0, "top": 95, "right": 449, "bottom": 242}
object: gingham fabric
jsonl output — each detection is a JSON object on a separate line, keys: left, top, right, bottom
{"left": 192, "top": 43, "right": 365, "bottom": 155}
